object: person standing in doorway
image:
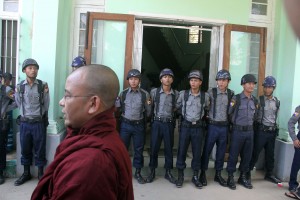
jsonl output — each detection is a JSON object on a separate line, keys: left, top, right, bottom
{"left": 248, "top": 76, "right": 281, "bottom": 184}
{"left": 116, "top": 69, "right": 151, "bottom": 184}
{"left": 175, "top": 70, "right": 209, "bottom": 188}
{"left": 226, "top": 74, "right": 258, "bottom": 190}
{"left": 200, "top": 69, "right": 234, "bottom": 187}
{"left": 146, "top": 68, "right": 178, "bottom": 184}
{"left": 71, "top": 56, "right": 86, "bottom": 71}
{"left": 14, "top": 58, "right": 50, "bottom": 186}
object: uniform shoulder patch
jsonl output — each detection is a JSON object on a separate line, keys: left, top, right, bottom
{"left": 293, "top": 112, "right": 299, "bottom": 117}
{"left": 44, "top": 83, "right": 49, "bottom": 93}
{"left": 147, "top": 98, "right": 151, "bottom": 105}
{"left": 230, "top": 99, "right": 236, "bottom": 107}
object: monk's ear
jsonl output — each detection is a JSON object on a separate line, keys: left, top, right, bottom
{"left": 87, "top": 96, "right": 101, "bottom": 114}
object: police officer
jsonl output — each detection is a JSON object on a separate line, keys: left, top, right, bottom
{"left": 0, "top": 71, "right": 16, "bottom": 184}
{"left": 14, "top": 58, "right": 50, "bottom": 186}
{"left": 175, "top": 70, "right": 209, "bottom": 188}
{"left": 248, "top": 76, "right": 281, "bottom": 184}
{"left": 286, "top": 106, "right": 300, "bottom": 198}
{"left": 146, "top": 68, "right": 178, "bottom": 184}
{"left": 226, "top": 74, "right": 258, "bottom": 190}
{"left": 71, "top": 56, "right": 86, "bottom": 71}
{"left": 116, "top": 69, "right": 151, "bottom": 184}
{"left": 200, "top": 69, "right": 233, "bottom": 187}
{"left": 2, "top": 72, "right": 13, "bottom": 88}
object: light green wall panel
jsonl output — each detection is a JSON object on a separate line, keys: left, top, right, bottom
{"left": 106, "top": 0, "right": 251, "bottom": 25}
{"left": 272, "top": 0, "right": 299, "bottom": 140}
{"left": 19, "top": 0, "right": 35, "bottom": 79}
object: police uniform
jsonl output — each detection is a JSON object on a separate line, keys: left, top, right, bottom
{"left": 288, "top": 106, "right": 300, "bottom": 192}
{"left": 249, "top": 95, "right": 281, "bottom": 182}
{"left": 15, "top": 79, "right": 49, "bottom": 167}
{"left": 0, "top": 84, "right": 16, "bottom": 184}
{"left": 145, "top": 68, "right": 178, "bottom": 184}
{"left": 226, "top": 92, "right": 257, "bottom": 189}
{"left": 200, "top": 87, "right": 232, "bottom": 186}
{"left": 176, "top": 89, "right": 209, "bottom": 187}
{"left": 117, "top": 87, "right": 151, "bottom": 172}
{"left": 148, "top": 87, "right": 178, "bottom": 173}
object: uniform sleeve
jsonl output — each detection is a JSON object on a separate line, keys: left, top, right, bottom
{"left": 176, "top": 91, "right": 184, "bottom": 115}
{"left": 228, "top": 95, "right": 237, "bottom": 116}
{"left": 288, "top": 106, "right": 300, "bottom": 141}
{"left": 43, "top": 82, "right": 50, "bottom": 111}
{"left": 14, "top": 84, "right": 21, "bottom": 108}
{"left": 144, "top": 91, "right": 152, "bottom": 118}
{"left": 204, "top": 92, "right": 210, "bottom": 112}
{"left": 150, "top": 88, "right": 156, "bottom": 116}
{"left": 115, "top": 91, "right": 122, "bottom": 108}
{"left": 253, "top": 97, "right": 260, "bottom": 122}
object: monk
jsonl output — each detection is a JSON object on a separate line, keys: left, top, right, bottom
{"left": 31, "top": 65, "right": 134, "bottom": 200}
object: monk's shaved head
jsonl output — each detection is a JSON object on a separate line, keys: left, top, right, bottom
{"left": 69, "top": 64, "right": 120, "bottom": 110}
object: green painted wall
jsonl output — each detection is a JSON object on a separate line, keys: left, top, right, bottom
{"left": 106, "top": 0, "right": 251, "bottom": 25}
{"left": 272, "top": 0, "right": 300, "bottom": 141}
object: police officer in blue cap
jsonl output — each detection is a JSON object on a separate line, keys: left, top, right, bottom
{"left": 200, "top": 69, "right": 234, "bottom": 187}
{"left": 116, "top": 69, "right": 151, "bottom": 184}
{"left": 175, "top": 70, "right": 209, "bottom": 188}
{"left": 0, "top": 71, "right": 16, "bottom": 184}
{"left": 248, "top": 76, "right": 281, "bottom": 184}
{"left": 226, "top": 74, "right": 258, "bottom": 190}
{"left": 71, "top": 56, "right": 86, "bottom": 71}
{"left": 146, "top": 68, "right": 178, "bottom": 184}
{"left": 14, "top": 58, "right": 50, "bottom": 186}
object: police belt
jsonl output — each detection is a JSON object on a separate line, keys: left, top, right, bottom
{"left": 182, "top": 120, "right": 205, "bottom": 128}
{"left": 232, "top": 125, "right": 253, "bottom": 131}
{"left": 153, "top": 116, "right": 174, "bottom": 123}
{"left": 257, "top": 123, "right": 277, "bottom": 132}
{"left": 208, "top": 120, "right": 229, "bottom": 126}
{"left": 121, "top": 117, "right": 144, "bottom": 125}
{"left": 20, "top": 116, "right": 43, "bottom": 123}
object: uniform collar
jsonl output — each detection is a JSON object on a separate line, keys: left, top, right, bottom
{"left": 189, "top": 89, "right": 200, "bottom": 96}
{"left": 23, "top": 79, "right": 39, "bottom": 85}
{"left": 264, "top": 95, "right": 276, "bottom": 101}
{"left": 240, "top": 92, "right": 255, "bottom": 100}
{"left": 217, "top": 87, "right": 227, "bottom": 94}
{"left": 159, "top": 87, "right": 175, "bottom": 95}
{"left": 128, "top": 87, "right": 140, "bottom": 93}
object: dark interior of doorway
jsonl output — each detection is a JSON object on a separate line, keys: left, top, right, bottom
{"left": 140, "top": 25, "right": 211, "bottom": 93}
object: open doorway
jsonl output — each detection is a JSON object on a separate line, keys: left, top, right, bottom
{"left": 140, "top": 23, "right": 212, "bottom": 93}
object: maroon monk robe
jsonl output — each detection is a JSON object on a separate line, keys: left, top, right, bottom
{"left": 31, "top": 107, "right": 134, "bottom": 200}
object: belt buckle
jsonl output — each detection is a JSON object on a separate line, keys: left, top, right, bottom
{"left": 192, "top": 121, "right": 196, "bottom": 125}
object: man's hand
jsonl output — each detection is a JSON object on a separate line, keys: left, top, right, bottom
{"left": 293, "top": 139, "right": 300, "bottom": 148}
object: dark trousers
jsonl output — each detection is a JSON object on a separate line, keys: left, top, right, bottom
{"left": 0, "top": 123, "right": 7, "bottom": 171}
{"left": 176, "top": 126, "right": 204, "bottom": 170}
{"left": 149, "top": 121, "right": 174, "bottom": 169}
{"left": 120, "top": 121, "right": 145, "bottom": 169}
{"left": 20, "top": 122, "right": 47, "bottom": 167}
{"left": 249, "top": 129, "right": 276, "bottom": 173}
{"left": 289, "top": 132, "right": 300, "bottom": 191}
{"left": 201, "top": 124, "right": 228, "bottom": 171}
{"left": 226, "top": 130, "right": 253, "bottom": 173}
